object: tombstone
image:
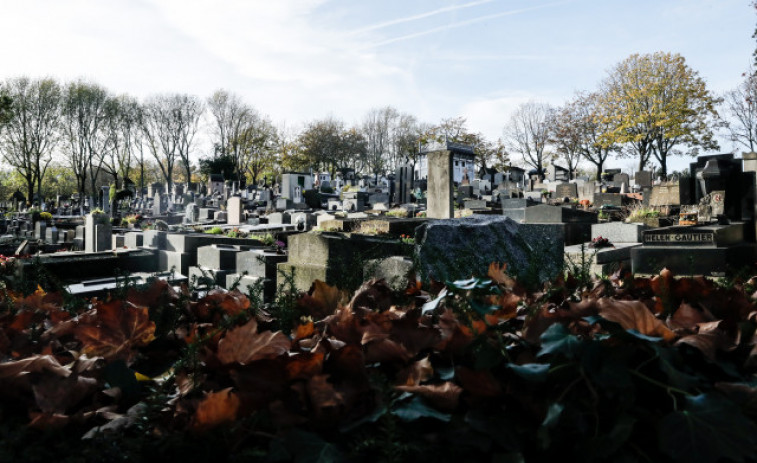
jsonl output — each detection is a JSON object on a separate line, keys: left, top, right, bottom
{"left": 267, "top": 212, "right": 291, "bottom": 225}
{"left": 395, "top": 164, "right": 414, "bottom": 205}
{"left": 45, "top": 227, "right": 58, "bottom": 245}
{"left": 613, "top": 173, "right": 630, "bottom": 190}
{"left": 546, "top": 164, "right": 570, "bottom": 182}
{"left": 227, "top": 197, "right": 244, "bottom": 225}
{"left": 555, "top": 183, "right": 578, "bottom": 200}
{"left": 84, "top": 213, "right": 112, "bottom": 253}
{"left": 458, "top": 185, "right": 474, "bottom": 200}
{"left": 101, "top": 186, "right": 111, "bottom": 213}
{"left": 73, "top": 226, "right": 85, "bottom": 250}
{"left": 185, "top": 203, "right": 199, "bottom": 223}
{"left": 153, "top": 195, "right": 165, "bottom": 216}
{"left": 425, "top": 142, "right": 463, "bottom": 219}
{"left": 635, "top": 171, "right": 653, "bottom": 188}
{"left": 593, "top": 193, "right": 623, "bottom": 208}
{"left": 632, "top": 223, "right": 756, "bottom": 277}
{"left": 34, "top": 221, "right": 46, "bottom": 240}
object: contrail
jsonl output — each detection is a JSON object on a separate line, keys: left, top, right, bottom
{"left": 360, "top": 1, "right": 570, "bottom": 49}
{"left": 349, "top": 0, "right": 498, "bottom": 35}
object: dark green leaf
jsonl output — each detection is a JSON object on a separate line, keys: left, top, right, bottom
{"left": 283, "top": 429, "right": 345, "bottom": 463}
{"left": 652, "top": 344, "right": 702, "bottom": 391}
{"left": 469, "top": 299, "right": 500, "bottom": 316}
{"left": 538, "top": 323, "right": 582, "bottom": 359}
{"left": 658, "top": 393, "right": 757, "bottom": 463}
{"left": 507, "top": 363, "right": 549, "bottom": 382}
{"left": 392, "top": 396, "right": 451, "bottom": 422}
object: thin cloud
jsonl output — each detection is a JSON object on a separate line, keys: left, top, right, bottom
{"left": 349, "top": 0, "right": 498, "bottom": 35}
{"left": 361, "top": 1, "right": 571, "bottom": 49}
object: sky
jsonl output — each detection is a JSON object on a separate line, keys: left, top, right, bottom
{"left": 0, "top": 0, "right": 754, "bottom": 173}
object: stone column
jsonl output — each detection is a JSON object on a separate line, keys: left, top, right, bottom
{"left": 427, "top": 149, "right": 454, "bottom": 219}
{"left": 101, "top": 186, "right": 111, "bottom": 213}
{"left": 742, "top": 152, "right": 757, "bottom": 240}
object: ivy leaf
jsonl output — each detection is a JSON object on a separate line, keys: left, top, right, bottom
{"left": 469, "top": 299, "right": 500, "bottom": 316}
{"left": 537, "top": 323, "right": 582, "bottom": 359}
{"left": 507, "top": 363, "right": 550, "bottom": 382}
{"left": 658, "top": 393, "right": 757, "bottom": 463}
{"left": 281, "top": 429, "right": 345, "bottom": 463}
{"left": 392, "top": 396, "right": 451, "bottom": 422}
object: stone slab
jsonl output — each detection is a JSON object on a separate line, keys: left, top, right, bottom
{"left": 591, "top": 222, "right": 648, "bottom": 243}
{"left": 415, "top": 216, "right": 564, "bottom": 286}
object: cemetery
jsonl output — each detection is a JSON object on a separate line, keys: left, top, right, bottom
{"left": 3, "top": 21, "right": 757, "bottom": 458}
{"left": 3, "top": 140, "right": 757, "bottom": 460}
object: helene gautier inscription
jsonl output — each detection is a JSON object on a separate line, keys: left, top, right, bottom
{"left": 643, "top": 231, "right": 715, "bottom": 245}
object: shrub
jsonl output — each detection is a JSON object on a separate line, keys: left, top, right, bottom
{"left": 205, "top": 226, "right": 224, "bottom": 235}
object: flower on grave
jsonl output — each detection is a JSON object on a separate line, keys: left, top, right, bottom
{"left": 589, "top": 236, "right": 613, "bottom": 248}
{"left": 400, "top": 234, "right": 415, "bottom": 245}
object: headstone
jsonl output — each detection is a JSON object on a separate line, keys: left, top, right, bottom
{"left": 227, "top": 197, "right": 244, "bottom": 225}
{"left": 85, "top": 213, "right": 112, "bottom": 253}
{"left": 555, "top": 183, "right": 578, "bottom": 200}
{"left": 635, "top": 171, "right": 653, "bottom": 188}
{"left": 185, "top": 203, "right": 199, "bottom": 223}
{"left": 594, "top": 193, "right": 623, "bottom": 207}
{"left": 102, "top": 186, "right": 111, "bottom": 213}
{"left": 426, "top": 148, "right": 454, "bottom": 219}
{"left": 34, "top": 221, "right": 46, "bottom": 240}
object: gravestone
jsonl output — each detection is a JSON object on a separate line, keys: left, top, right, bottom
{"left": 102, "top": 186, "right": 111, "bottom": 213}
{"left": 425, "top": 144, "right": 456, "bottom": 219}
{"left": 34, "top": 221, "right": 46, "bottom": 240}
{"left": 84, "top": 213, "right": 112, "bottom": 253}
{"left": 227, "top": 197, "right": 244, "bottom": 225}
{"left": 635, "top": 171, "right": 653, "bottom": 188}
{"left": 45, "top": 227, "right": 58, "bottom": 245}
{"left": 185, "top": 203, "right": 199, "bottom": 223}
{"left": 555, "top": 183, "right": 578, "bottom": 200}
{"left": 632, "top": 223, "right": 755, "bottom": 276}
{"left": 593, "top": 193, "right": 623, "bottom": 207}
{"left": 613, "top": 173, "right": 630, "bottom": 189}
{"left": 524, "top": 204, "right": 596, "bottom": 245}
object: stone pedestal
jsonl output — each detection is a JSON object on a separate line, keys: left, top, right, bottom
{"left": 427, "top": 150, "right": 453, "bottom": 219}
{"left": 227, "top": 197, "right": 244, "bottom": 225}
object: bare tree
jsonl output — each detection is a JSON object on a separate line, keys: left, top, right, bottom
{"left": 173, "top": 94, "right": 204, "bottom": 185}
{"left": 102, "top": 95, "right": 142, "bottom": 189}
{"left": 503, "top": 101, "right": 553, "bottom": 178}
{"left": 60, "top": 80, "right": 112, "bottom": 207}
{"left": 0, "top": 77, "right": 61, "bottom": 205}
{"left": 363, "top": 107, "right": 398, "bottom": 178}
{"left": 724, "top": 71, "right": 757, "bottom": 152}
{"left": 141, "top": 94, "right": 187, "bottom": 190}
{"left": 207, "top": 89, "right": 255, "bottom": 182}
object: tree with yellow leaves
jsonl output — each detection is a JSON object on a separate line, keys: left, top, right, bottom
{"left": 597, "top": 52, "right": 722, "bottom": 177}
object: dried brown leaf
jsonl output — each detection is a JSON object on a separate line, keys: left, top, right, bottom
{"left": 217, "top": 319, "right": 290, "bottom": 365}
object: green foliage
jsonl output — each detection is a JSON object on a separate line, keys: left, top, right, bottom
{"left": 205, "top": 226, "right": 224, "bottom": 235}
{"left": 198, "top": 153, "right": 236, "bottom": 180}
{"left": 597, "top": 52, "right": 722, "bottom": 176}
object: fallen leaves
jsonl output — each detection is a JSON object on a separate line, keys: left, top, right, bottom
{"left": 4, "top": 263, "right": 757, "bottom": 462}
{"left": 74, "top": 300, "right": 156, "bottom": 362}
{"left": 216, "top": 318, "right": 290, "bottom": 365}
